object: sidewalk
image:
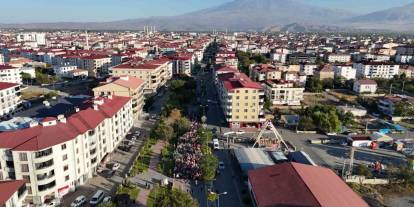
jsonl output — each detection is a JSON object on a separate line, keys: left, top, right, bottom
{"left": 134, "top": 140, "right": 167, "bottom": 206}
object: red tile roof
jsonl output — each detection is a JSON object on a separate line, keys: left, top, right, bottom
{"left": 102, "top": 76, "right": 145, "bottom": 90}
{"left": 218, "top": 72, "right": 262, "bottom": 91}
{"left": 357, "top": 79, "right": 377, "bottom": 85}
{"left": 0, "top": 96, "right": 130, "bottom": 151}
{"left": 0, "top": 180, "right": 25, "bottom": 205}
{"left": 0, "top": 65, "right": 17, "bottom": 70}
{"left": 0, "top": 82, "right": 18, "bottom": 90}
{"left": 248, "top": 162, "right": 369, "bottom": 207}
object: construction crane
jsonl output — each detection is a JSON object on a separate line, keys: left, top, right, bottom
{"left": 252, "top": 120, "right": 292, "bottom": 152}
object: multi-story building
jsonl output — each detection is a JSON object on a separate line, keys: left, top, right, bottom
{"left": 53, "top": 63, "right": 77, "bottom": 77}
{"left": 93, "top": 76, "right": 145, "bottom": 118}
{"left": 0, "top": 95, "right": 133, "bottom": 205}
{"left": 79, "top": 55, "right": 112, "bottom": 78}
{"left": 333, "top": 64, "right": 356, "bottom": 80}
{"left": 300, "top": 64, "right": 318, "bottom": 76}
{"left": 377, "top": 96, "right": 407, "bottom": 116}
{"left": 353, "top": 79, "right": 377, "bottom": 94}
{"left": 16, "top": 33, "right": 46, "bottom": 46}
{"left": 0, "top": 82, "right": 21, "bottom": 119}
{"left": 354, "top": 62, "right": 399, "bottom": 79}
{"left": 327, "top": 53, "right": 351, "bottom": 63}
{"left": 0, "top": 65, "right": 22, "bottom": 84}
{"left": 110, "top": 59, "right": 170, "bottom": 94}
{"left": 315, "top": 65, "right": 334, "bottom": 80}
{"left": 216, "top": 72, "right": 265, "bottom": 128}
{"left": 264, "top": 80, "right": 304, "bottom": 106}
{"left": 0, "top": 54, "right": 4, "bottom": 65}
{"left": 249, "top": 64, "right": 282, "bottom": 82}
{"left": 0, "top": 180, "right": 28, "bottom": 207}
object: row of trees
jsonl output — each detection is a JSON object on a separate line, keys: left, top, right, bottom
{"left": 162, "top": 77, "right": 196, "bottom": 116}
{"left": 298, "top": 105, "right": 354, "bottom": 133}
{"left": 147, "top": 185, "right": 199, "bottom": 207}
{"left": 305, "top": 77, "right": 354, "bottom": 93}
{"left": 236, "top": 51, "right": 269, "bottom": 75}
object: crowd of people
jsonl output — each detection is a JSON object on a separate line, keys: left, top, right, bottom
{"left": 174, "top": 122, "right": 203, "bottom": 180}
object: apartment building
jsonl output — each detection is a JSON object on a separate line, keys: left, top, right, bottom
{"left": 249, "top": 64, "right": 282, "bottom": 82}
{"left": 377, "top": 96, "right": 406, "bottom": 116}
{"left": 79, "top": 55, "right": 112, "bottom": 78}
{"left": 315, "top": 65, "right": 334, "bottom": 80}
{"left": 353, "top": 79, "right": 377, "bottom": 94}
{"left": 300, "top": 64, "right": 318, "bottom": 76}
{"left": 93, "top": 76, "right": 145, "bottom": 117}
{"left": 327, "top": 53, "right": 351, "bottom": 63}
{"left": 53, "top": 63, "right": 77, "bottom": 77}
{"left": 354, "top": 62, "right": 399, "bottom": 79}
{"left": 0, "top": 180, "right": 28, "bottom": 207}
{"left": 0, "top": 54, "right": 4, "bottom": 65}
{"left": 216, "top": 72, "right": 265, "bottom": 128}
{"left": 110, "top": 59, "right": 170, "bottom": 94}
{"left": 0, "top": 65, "right": 22, "bottom": 84}
{"left": 0, "top": 95, "right": 133, "bottom": 205}
{"left": 333, "top": 65, "right": 356, "bottom": 80}
{"left": 264, "top": 80, "right": 304, "bottom": 106}
{"left": 0, "top": 82, "right": 22, "bottom": 119}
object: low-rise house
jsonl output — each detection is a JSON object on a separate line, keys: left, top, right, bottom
{"left": 333, "top": 64, "right": 356, "bottom": 80}
{"left": 315, "top": 64, "right": 334, "bottom": 80}
{"left": 353, "top": 79, "right": 377, "bottom": 94}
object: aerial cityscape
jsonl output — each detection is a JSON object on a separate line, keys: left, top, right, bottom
{"left": 1, "top": 0, "right": 414, "bottom": 207}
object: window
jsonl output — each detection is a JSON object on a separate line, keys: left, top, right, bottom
{"left": 62, "top": 154, "right": 68, "bottom": 161}
{"left": 65, "top": 175, "right": 70, "bottom": 181}
{"left": 21, "top": 164, "right": 29, "bottom": 172}
{"left": 22, "top": 175, "right": 30, "bottom": 183}
{"left": 245, "top": 90, "right": 248, "bottom": 93}
{"left": 63, "top": 165, "right": 68, "bottom": 171}
{"left": 245, "top": 96, "right": 248, "bottom": 100}
{"left": 244, "top": 109, "right": 248, "bottom": 112}
{"left": 236, "top": 96, "right": 239, "bottom": 100}
{"left": 19, "top": 153, "right": 28, "bottom": 161}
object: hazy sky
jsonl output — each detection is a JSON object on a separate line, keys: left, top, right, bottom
{"left": 1, "top": 0, "right": 413, "bottom": 23}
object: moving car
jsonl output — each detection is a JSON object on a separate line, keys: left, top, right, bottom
{"left": 213, "top": 139, "right": 220, "bottom": 150}
{"left": 218, "top": 161, "right": 225, "bottom": 170}
{"left": 70, "top": 195, "right": 86, "bottom": 207}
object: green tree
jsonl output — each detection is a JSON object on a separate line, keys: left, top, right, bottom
{"left": 98, "top": 202, "right": 116, "bottom": 207}
{"left": 200, "top": 154, "right": 219, "bottom": 181}
{"left": 147, "top": 186, "right": 198, "bottom": 207}
{"left": 394, "top": 102, "right": 414, "bottom": 117}
{"left": 339, "top": 111, "right": 355, "bottom": 127}
{"left": 298, "top": 116, "right": 316, "bottom": 131}
{"left": 174, "top": 117, "right": 192, "bottom": 136}
{"left": 356, "top": 165, "right": 372, "bottom": 178}
{"left": 197, "top": 128, "right": 213, "bottom": 146}
{"left": 152, "top": 120, "right": 174, "bottom": 140}
{"left": 170, "top": 80, "right": 186, "bottom": 91}
{"left": 306, "top": 77, "right": 323, "bottom": 92}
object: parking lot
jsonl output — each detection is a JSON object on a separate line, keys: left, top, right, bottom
{"left": 60, "top": 127, "right": 145, "bottom": 206}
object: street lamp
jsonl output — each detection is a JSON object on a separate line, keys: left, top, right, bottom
{"left": 217, "top": 192, "right": 228, "bottom": 207}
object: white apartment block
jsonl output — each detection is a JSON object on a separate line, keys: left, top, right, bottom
{"left": 16, "top": 33, "right": 46, "bottom": 46}
{"left": 354, "top": 62, "right": 399, "bottom": 79}
{"left": 300, "top": 64, "right": 317, "bottom": 76}
{"left": 79, "top": 55, "right": 112, "bottom": 78}
{"left": 353, "top": 79, "right": 377, "bottom": 94}
{"left": 395, "top": 54, "right": 414, "bottom": 64}
{"left": 264, "top": 80, "right": 304, "bottom": 106}
{"left": 327, "top": 54, "right": 351, "bottom": 63}
{"left": 0, "top": 95, "right": 133, "bottom": 205}
{"left": 333, "top": 65, "right": 356, "bottom": 80}
{"left": 0, "top": 54, "right": 4, "bottom": 65}
{"left": 0, "top": 65, "right": 22, "bottom": 85}
{"left": 53, "top": 63, "right": 77, "bottom": 77}
{"left": 0, "top": 82, "right": 21, "bottom": 119}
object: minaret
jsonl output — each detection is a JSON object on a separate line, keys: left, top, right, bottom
{"left": 85, "top": 30, "right": 90, "bottom": 50}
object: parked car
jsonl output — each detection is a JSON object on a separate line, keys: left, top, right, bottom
{"left": 102, "top": 196, "right": 112, "bottom": 203}
{"left": 89, "top": 190, "right": 105, "bottom": 206}
{"left": 70, "top": 195, "right": 86, "bottom": 207}
{"left": 213, "top": 139, "right": 220, "bottom": 150}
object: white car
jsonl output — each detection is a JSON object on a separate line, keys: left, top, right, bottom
{"left": 111, "top": 163, "right": 121, "bottom": 171}
{"left": 218, "top": 161, "right": 225, "bottom": 170}
{"left": 102, "top": 196, "right": 112, "bottom": 203}
{"left": 71, "top": 195, "right": 86, "bottom": 207}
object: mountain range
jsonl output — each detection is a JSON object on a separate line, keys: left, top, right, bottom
{"left": 1, "top": 0, "right": 414, "bottom": 32}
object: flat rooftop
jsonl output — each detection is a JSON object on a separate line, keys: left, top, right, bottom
{"left": 15, "top": 95, "right": 91, "bottom": 118}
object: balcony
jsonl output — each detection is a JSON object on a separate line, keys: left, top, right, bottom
{"left": 37, "top": 170, "right": 55, "bottom": 181}
{"left": 35, "top": 159, "right": 54, "bottom": 170}
{"left": 38, "top": 180, "right": 56, "bottom": 192}
{"left": 35, "top": 148, "right": 53, "bottom": 159}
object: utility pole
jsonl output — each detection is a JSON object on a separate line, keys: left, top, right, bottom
{"left": 389, "top": 84, "right": 393, "bottom": 95}
{"left": 402, "top": 80, "right": 406, "bottom": 93}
